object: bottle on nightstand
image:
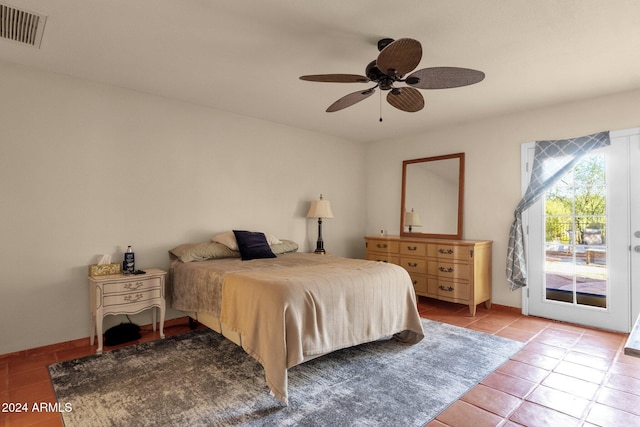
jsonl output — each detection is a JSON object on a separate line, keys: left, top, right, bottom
{"left": 123, "top": 245, "right": 135, "bottom": 274}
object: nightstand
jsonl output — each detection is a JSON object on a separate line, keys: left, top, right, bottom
{"left": 89, "top": 268, "right": 166, "bottom": 353}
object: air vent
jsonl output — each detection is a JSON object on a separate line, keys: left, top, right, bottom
{"left": 0, "top": 3, "right": 46, "bottom": 48}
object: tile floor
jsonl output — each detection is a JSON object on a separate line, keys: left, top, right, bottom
{"left": 1, "top": 298, "right": 638, "bottom": 427}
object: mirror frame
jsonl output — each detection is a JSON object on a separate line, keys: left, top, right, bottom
{"left": 400, "top": 152, "right": 465, "bottom": 239}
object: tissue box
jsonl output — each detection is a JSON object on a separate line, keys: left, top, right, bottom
{"left": 89, "top": 263, "right": 121, "bottom": 277}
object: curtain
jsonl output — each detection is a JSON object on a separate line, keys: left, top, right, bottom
{"left": 506, "top": 131, "right": 610, "bottom": 291}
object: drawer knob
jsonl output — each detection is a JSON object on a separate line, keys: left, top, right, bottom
{"left": 407, "top": 246, "right": 418, "bottom": 251}
{"left": 124, "top": 293, "right": 144, "bottom": 303}
{"left": 376, "top": 243, "right": 388, "bottom": 249}
{"left": 124, "top": 282, "right": 144, "bottom": 291}
{"left": 439, "top": 266, "right": 454, "bottom": 273}
{"left": 438, "top": 248, "right": 454, "bottom": 254}
{"left": 407, "top": 262, "right": 418, "bottom": 268}
{"left": 438, "top": 285, "right": 454, "bottom": 292}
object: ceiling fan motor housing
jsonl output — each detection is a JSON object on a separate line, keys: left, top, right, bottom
{"left": 365, "top": 60, "right": 395, "bottom": 90}
{"left": 365, "top": 60, "right": 384, "bottom": 81}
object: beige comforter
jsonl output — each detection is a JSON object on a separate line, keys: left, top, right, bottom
{"left": 171, "top": 253, "right": 424, "bottom": 404}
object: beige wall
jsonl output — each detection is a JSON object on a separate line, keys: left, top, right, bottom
{"left": 365, "top": 89, "right": 640, "bottom": 309}
{"left": 2, "top": 57, "right": 639, "bottom": 355}
{"left": 0, "top": 61, "right": 366, "bottom": 354}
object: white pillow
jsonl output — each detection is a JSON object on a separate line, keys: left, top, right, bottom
{"left": 212, "top": 231, "right": 282, "bottom": 250}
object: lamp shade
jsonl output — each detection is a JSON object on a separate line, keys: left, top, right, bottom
{"left": 307, "top": 195, "right": 334, "bottom": 219}
{"left": 404, "top": 209, "right": 422, "bottom": 227}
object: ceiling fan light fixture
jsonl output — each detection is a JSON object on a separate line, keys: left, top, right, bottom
{"left": 379, "top": 79, "right": 393, "bottom": 91}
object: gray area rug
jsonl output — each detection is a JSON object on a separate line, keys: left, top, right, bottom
{"left": 49, "top": 319, "right": 524, "bottom": 426}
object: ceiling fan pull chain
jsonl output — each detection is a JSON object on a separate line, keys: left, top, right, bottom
{"left": 379, "top": 90, "right": 383, "bottom": 122}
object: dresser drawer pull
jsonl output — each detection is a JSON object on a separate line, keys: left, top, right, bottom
{"left": 412, "top": 280, "right": 418, "bottom": 285}
{"left": 376, "top": 243, "right": 388, "bottom": 249}
{"left": 407, "top": 246, "right": 418, "bottom": 251}
{"left": 124, "top": 282, "right": 144, "bottom": 291}
{"left": 124, "top": 293, "right": 144, "bottom": 303}
{"left": 438, "top": 249, "right": 454, "bottom": 255}
{"left": 377, "top": 259, "right": 388, "bottom": 263}
{"left": 438, "top": 285, "right": 454, "bottom": 292}
{"left": 407, "top": 262, "right": 418, "bottom": 268}
{"left": 439, "top": 266, "right": 454, "bottom": 273}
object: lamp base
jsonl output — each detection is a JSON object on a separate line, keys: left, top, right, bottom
{"left": 313, "top": 217, "right": 327, "bottom": 254}
{"left": 314, "top": 239, "right": 326, "bottom": 254}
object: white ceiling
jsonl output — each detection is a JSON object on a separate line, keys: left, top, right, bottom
{"left": 2, "top": 0, "right": 640, "bottom": 143}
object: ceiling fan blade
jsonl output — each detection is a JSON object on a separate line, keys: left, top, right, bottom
{"left": 386, "top": 87, "right": 424, "bottom": 112}
{"left": 406, "top": 67, "right": 485, "bottom": 89}
{"left": 326, "top": 88, "right": 376, "bottom": 112}
{"left": 376, "top": 38, "right": 422, "bottom": 77}
{"left": 300, "top": 74, "right": 370, "bottom": 83}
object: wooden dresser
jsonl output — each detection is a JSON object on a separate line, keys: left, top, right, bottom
{"left": 365, "top": 236, "right": 492, "bottom": 316}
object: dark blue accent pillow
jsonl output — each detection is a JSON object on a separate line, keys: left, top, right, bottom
{"left": 233, "top": 230, "right": 277, "bottom": 261}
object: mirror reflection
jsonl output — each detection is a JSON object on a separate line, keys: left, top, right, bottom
{"left": 401, "top": 153, "right": 464, "bottom": 239}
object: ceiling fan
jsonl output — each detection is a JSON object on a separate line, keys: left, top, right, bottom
{"left": 300, "top": 38, "right": 484, "bottom": 116}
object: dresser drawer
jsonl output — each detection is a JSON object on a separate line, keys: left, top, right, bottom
{"left": 427, "top": 261, "right": 470, "bottom": 281}
{"left": 409, "top": 274, "right": 428, "bottom": 294}
{"left": 367, "top": 240, "right": 400, "bottom": 253}
{"left": 366, "top": 252, "right": 399, "bottom": 264}
{"left": 427, "top": 278, "right": 470, "bottom": 302}
{"left": 103, "top": 288, "right": 162, "bottom": 307}
{"left": 400, "top": 242, "right": 427, "bottom": 257}
{"left": 103, "top": 277, "right": 161, "bottom": 294}
{"left": 399, "top": 257, "right": 427, "bottom": 274}
{"left": 428, "top": 244, "right": 471, "bottom": 261}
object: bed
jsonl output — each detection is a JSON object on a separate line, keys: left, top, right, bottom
{"left": 169, "top": 232, "right": 424, "bottom": 405}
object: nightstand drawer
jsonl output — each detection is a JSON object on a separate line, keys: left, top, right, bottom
{"left": 103, "top": 288, "right": 162, "bottom": 307}
{"left": 103, "top": 277, "right": 161, "bottom": 294}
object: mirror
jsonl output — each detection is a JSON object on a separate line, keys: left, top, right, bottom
{"left": 401, "top": 153, "right": 464, "bottom": 239}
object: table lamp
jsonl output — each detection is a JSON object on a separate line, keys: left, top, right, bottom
{"left": 307, "top": 194, "right": 334, "bottom": 254}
